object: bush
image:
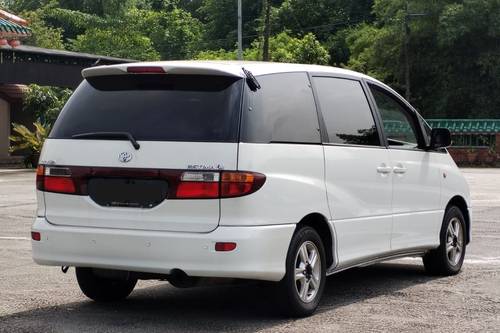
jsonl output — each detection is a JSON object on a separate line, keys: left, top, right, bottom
{"left": 9, "top": 121, "right": 51, "bottom": 167}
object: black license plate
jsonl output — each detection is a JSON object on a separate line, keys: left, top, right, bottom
{"left": 88, "top": 178, "right": 168, "bottom": 208}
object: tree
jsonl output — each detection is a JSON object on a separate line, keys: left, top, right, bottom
{"left": 22, "top": 84, "right": 72, "bottom": 125}
{"left": 345, "top": 0, "right": 500, "bottom": 118}
{"left": 70, "top": 27, "right": 160, "bottom": 60}
{"left": 197, "top": 0, "right": 264, "bottom": 50}
{"left": 196, "top": 31, "right": 329, "bottom": 65}
{"left": 21, "top": 10, "right": 65, "bottom": 49}
{"left": 129, "top": 8, "right": 203, "bottom": 60}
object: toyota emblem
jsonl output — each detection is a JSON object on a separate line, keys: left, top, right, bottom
{"left": 118, "top": 152, "right": 133, "bottom": 163}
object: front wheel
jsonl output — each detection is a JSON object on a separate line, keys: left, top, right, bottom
{"left": 278, "top": 226, "right": 326, "bottom": 317}
{"left": 423, "top": 206, "right": 467, "bottom": 275}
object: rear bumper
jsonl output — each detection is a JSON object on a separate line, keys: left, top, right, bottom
{"left": 31, "top": 218, "right": 295, "bottom": 282}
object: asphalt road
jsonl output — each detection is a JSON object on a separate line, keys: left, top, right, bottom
{"left": 0, "top": 169, "right": 499, "bottom": 332}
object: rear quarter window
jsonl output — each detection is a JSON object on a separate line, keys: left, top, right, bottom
{"left": 240, "top": 72, "right": 321, "bottom": 144}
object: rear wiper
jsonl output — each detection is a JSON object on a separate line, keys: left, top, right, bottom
{"left": 72, "top": 131, "right": 140, "bottom": 150}
{"left": 242, "top": 67, "right": 261, "bottom": 91}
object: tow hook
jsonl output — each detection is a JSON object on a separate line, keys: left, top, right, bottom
{"left": 61, "top": 266, "right": 69, "bottom": 274}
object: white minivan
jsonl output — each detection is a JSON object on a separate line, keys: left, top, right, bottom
{"left": 32, "top": 61, "right": 471, "bottom": 316}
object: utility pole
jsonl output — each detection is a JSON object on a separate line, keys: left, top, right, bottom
{"left": 262, "top": 0, "right": 271, "bottom": 61}
{"left": 403, "top": 1, "right": 427, "bottom": 102}
{"left": 403, "top": 2, "right": 411, "bottom": 101}
{"left": 237, "top": 0, "right": 243, "bottom": 60}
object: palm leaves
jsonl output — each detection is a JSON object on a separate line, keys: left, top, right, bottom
{"left": 9, "top": 121, "right": 51, "bottom": 154}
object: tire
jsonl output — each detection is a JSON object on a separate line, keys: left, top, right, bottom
{"left": 278, "top": 226, "right": 326, "bottom": 317}
{"left": 423, "top": 206, "right": 467, "bottom": 276}
{"left": 76, "top": 267, "right": 137, "bottom": 302}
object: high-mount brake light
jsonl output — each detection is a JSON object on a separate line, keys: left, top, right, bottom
{"left": 127, "top": 66, "right": 166, "bottom": 74}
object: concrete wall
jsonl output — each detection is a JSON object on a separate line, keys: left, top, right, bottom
{"left": 0, "top": 98, "right": 10, "bottom": 158}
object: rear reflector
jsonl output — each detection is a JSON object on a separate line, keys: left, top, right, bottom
{"left": 31, "top": 232, "right": 41, "bottom": 241}
{"left": 215, "top": 242, "right": 237, "bottom": 252}
{"left": 127, "top": 66, "right": 166, "bottom": 74}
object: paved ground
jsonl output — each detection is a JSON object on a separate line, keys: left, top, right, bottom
{"left": 0, "top": 169, "right": 499, "bottom": 332}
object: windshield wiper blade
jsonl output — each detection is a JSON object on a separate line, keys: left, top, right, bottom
{"left": 242, "top": 67, "right": 261, "bottom": 91}
{"left": 72, "top": 131, "right": 140, "bottom": 150}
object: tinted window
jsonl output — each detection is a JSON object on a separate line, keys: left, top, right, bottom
{"left": 241, "top": 73, "right": 320, "bottom": 144}
{"left": 313, "top": 77, "right": 380, "bottom": 146}
{"left": 50, "top": 75, "right": 243, "bottom": 142}
{"left": 369, "top": 85, "right": 419, "bottom": 148}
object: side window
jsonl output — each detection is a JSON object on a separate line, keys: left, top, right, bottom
{"left": 369, "top": 85, "right": 419, "bottom": 148}
{"left": 313, "top": 77, "right": 380, "bottom": 146}
{"left": 241, "top": 72, "right": 321, "bottom": 144}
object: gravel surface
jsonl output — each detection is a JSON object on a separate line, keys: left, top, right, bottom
{"left": 0, "top": 169, "right": 499, "bottom": 332}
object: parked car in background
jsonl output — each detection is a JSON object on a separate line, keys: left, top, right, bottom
{"left": 32, "top": 61, "right": 471, "bottom": 316}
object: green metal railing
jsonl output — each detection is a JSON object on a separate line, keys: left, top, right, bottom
{"left": 383, "top": 119, "right": 500, "bottom": 148}
{"left": 426, "top": 119, "right": 500, "bottom": 134}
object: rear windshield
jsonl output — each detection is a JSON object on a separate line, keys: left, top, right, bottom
{"left": 50, "top": 74, "right": 243, "bottom": 142}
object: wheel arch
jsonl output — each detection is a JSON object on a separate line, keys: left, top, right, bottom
{"left": 296, "top": 213, "right": 336, "bottom": 269}
{"left": 446, "top": 195, "right": 471, "bottom": 244}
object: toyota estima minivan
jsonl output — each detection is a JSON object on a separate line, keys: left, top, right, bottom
{"left": 32, "top": 61, "right": 471, "bottom": 316}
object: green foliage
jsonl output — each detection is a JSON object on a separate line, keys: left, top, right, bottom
{"left": 346, "top": 24, "right": 400, "bottom": 81}
{"left": 195, "top": 49, "right": 238, "bottom": 60}
{"left": 21, "top": 10, "right": 65, "bottom": 49}
{"left": 23, "top": 85, "right": 72, "bottom": 125}
{"left": 129, "top": 8, "right": 203, "bottom": 60}
{"left": 4, "top": 0, "right": 499, "bottom": 120}
{"left": 9, "top": 121, "right": 51, "bottom": 155}
{"left": 197, "top": 0, "right": 263, "bottom": 50}
{"left": 70, "top": 27, "right": 160, "bottom": 61}
{"left": 196, "top": 31, "right": 329, "bottom": 65}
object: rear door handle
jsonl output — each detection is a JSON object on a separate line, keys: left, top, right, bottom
{"left": 393, "top": 165, "right": 407, "bottom": 174}
{"left": 377, "top": 164, "right": 392, "bottom": 174}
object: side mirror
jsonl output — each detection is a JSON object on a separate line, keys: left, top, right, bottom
{"left": 429, "top": 128, "right": 451, "bottom": 149}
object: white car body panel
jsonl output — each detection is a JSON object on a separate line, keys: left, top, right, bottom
{"left": 40, "top": 139, "right": 238, "bottom": 233}
{"left": 389, "top": 149, "right": 443, "bottom": 250}
{"left": 32, "top": 217, "right": 295, "bottom": 281}
{"left": 323, "top": 145, "right": 393, "bottom": 265}
{"left": 220, "top": 143, "right": 330, "bottom": 226}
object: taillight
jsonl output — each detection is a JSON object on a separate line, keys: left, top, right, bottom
{"left": 176, "top": 172, "right": 220, "bottom": 199}
{"left": 220, "top": 171, "right": 265, "bottom": 198}
{"left": 36, "top": 165, "right": 77, "bottom": 194}
{"left": 36, "top": 165, "right": 266, "bottom": 199}
{"left": 44, "top": 177, "right": 76, "bottom": 193}
{"left": 174, "top": 171, "right": 265, "bottom": 199}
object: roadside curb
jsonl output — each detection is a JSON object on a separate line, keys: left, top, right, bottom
{"left": 0, "top": 169, "right": 35, "bottom": 174}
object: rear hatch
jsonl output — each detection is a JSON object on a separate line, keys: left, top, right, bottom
{"left": 39, "top": 70, "right": 243, "bottom": 233}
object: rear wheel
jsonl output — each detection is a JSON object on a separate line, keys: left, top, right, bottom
{"left": 76, "top": 267, "right": 137, "bottom": 302}
{"left": 423, "top": 206, "right": 466, "bottom": 275}
{"left": 278, "top": 226, "right": 326, "bottom": 317}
